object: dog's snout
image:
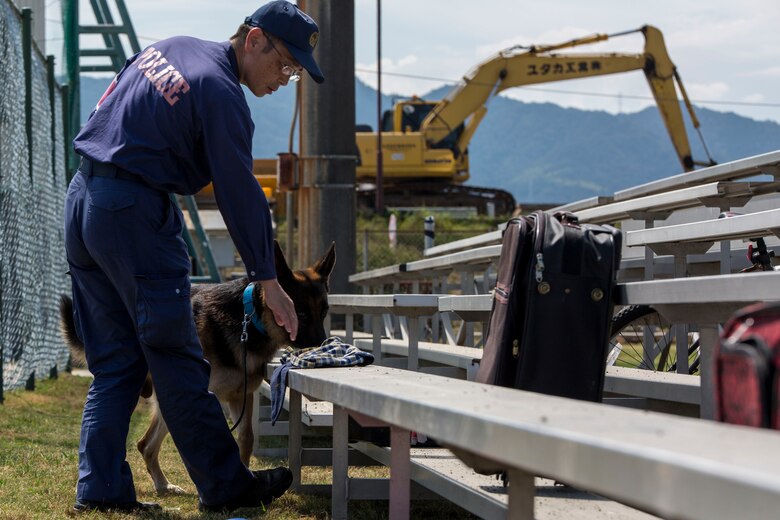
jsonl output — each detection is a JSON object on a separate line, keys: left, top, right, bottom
{"left": 293, "top": 324, "right": 327, "bottom": 349}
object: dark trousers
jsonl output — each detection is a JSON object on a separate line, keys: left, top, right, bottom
{"left": 64, "top": 164, "right": 252, "bottom": 506}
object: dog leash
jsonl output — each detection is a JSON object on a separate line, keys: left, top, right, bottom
{"left": 229, "top": 337, "right": 249, "bottom": 433}
{"left": 230, "top": 283, "right": 269, "bottom": 433}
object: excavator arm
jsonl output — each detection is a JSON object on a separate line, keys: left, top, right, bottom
{"left": 422, "top": 25, "right": 713, "bottom": 172}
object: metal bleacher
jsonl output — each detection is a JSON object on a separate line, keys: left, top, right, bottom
{"left": 257, "top": 150, "right": 780, "bottom": 520}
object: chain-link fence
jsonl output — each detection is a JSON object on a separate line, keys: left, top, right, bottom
{"left": 1, "top": 0, "right": 70, "bottom": 398}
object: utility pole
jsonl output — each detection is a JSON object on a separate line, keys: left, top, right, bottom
{"left": 297, "top": 0, "right": 357, "bottom": 295}
{"left": 375, "top": 0, "right": 384, "bottom": 213}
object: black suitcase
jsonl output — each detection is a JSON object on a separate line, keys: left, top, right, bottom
{"left": 476, "top": 211, "right": 622, "bottom": 402}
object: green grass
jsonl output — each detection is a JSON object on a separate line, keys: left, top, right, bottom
{"left": 0, "top": 373, "right": 475, "bottom": 519}
{"left": 614, "top": 341, "right": 700, "bottom": 373}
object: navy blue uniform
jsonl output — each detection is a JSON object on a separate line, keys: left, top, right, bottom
{"left": 65, "top": 37, "right": 269, "bottom": 506}
{"left": 75, "top": 37, "right": 275, "bottom": 280}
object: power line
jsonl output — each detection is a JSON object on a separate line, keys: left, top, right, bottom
{"left": 523, "top": 85, "right": 780, "bottom": 109}
{"left": 355, "top": 67, "right": 780, "bottom": 110}
{"left": 37, "top": 29, "right": 780, "bottom": 110}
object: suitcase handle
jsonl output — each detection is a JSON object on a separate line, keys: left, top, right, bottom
{"left": 554, "top": 210, "right": 580, "bottom": 226}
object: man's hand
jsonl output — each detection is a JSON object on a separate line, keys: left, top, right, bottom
{"left": 259, "top": 278, "right": 298, "bottom": 341}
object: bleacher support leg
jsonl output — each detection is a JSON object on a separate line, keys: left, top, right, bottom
{"left": 461, "top": 272, "right": 475, "bottom": 346}
{"left": 289, "top": 390, "right": 302, "bottom": 490}
{"left": 389, "top": 425, "right": 411, "bottom": 520}
{"left": 467, "top": 360, "right": 479, "bottom": 382}
{"left": 407, "top": 317, "right": 419, "bottom": 371}
{"left": 345, "top": 313, "right": 354, "bottom": 344}
{"left": 699, "top": 325, "right": 718, "bottom": 420}
{"left": 720, "top": 239, "right": 731, "bottom": 274}
{"left": 643, "top": 219, "right": 655, "bottom": 280}
{"left": 372, "top": 315, "right": 384, "bottom": 365}
{"left": 676, "top": 324, "right": 689, "bottom": 374}
{"left": 506, "top": 468, "right": 535, "bottom": 520}
{"left": 332, "top": 405, "right": 349, "bottom": 520}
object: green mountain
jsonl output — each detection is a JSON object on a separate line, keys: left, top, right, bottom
{"left": 421, "top": 84, "right": 780, "bottom": 203}
{"left": 80, "top": 76, "right": 780, "bottom": 204}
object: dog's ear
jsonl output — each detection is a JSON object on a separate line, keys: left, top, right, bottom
{"left": 313, "top": 241, "right": 336, "bottom": 281}
{"left": 274, "top": 240, "right": 294, "bottom": 282}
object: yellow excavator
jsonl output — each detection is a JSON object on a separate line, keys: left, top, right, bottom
{"left": 355, "top": 25, "right": 716, "bottom": 214}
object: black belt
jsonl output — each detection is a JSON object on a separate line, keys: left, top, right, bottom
{"left": 80, "top": 158, "right": 145, "bottom": 184}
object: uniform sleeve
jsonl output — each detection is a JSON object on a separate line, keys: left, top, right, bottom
{"left": 199, "top": 90, "right": 276, "bottom": 282}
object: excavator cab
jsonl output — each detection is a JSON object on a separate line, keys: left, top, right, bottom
{"left": 385, "top": 100, "right": 465, "bottom": 154}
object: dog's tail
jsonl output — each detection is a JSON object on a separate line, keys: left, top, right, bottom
{"left": 59, "top": 295, "right": 154, "bottom": 398}
{"left": 59, "top": 295, "right": 87, "bottom": 368}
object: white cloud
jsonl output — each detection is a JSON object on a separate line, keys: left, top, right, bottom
{"left": 751, "top": 67, "right": 780, "bottom": 79}
{"left": 686, "top": 82, "right": 730, "bottom": 102}
{"left": 356, "top": 55, "right": 425, "bottom": 95}
{"left": 742, "top": 93, "right": 765, "bottom": 103}
{"left": 395, "top": 55, "right": 418, "bottom": 68}
{"left": 666, "top": 19, "right": 754, "bottom": 49}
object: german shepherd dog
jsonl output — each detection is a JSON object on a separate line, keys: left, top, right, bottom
{"left": 60, "top": 241, "right": 335, "bottom": 494}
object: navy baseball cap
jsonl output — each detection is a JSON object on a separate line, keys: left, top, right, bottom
{"left": 245, "top": 1, "right": 325, "bottom": 84}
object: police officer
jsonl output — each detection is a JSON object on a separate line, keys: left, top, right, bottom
{"left": 65, "top": 1, "right": 324, "bottom": 513}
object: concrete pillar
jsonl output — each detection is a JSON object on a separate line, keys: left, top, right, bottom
{"left": 298, "top": 0, "right": 357, "bottom": 295}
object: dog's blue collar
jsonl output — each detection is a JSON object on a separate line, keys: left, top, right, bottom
{"left": 242, "top": 283, "right": 267, "bottom": 340}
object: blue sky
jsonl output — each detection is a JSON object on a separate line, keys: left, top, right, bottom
{"left": 42, "top": 0, "right": 780, "bottom": 123}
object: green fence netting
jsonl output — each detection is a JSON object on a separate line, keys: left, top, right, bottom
{"left": 1, "top": 0, "right": 70, "bottom": 395}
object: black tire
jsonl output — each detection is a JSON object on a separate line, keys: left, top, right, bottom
{"left": 608, "top": 305, "right": 700, "bottom": 374}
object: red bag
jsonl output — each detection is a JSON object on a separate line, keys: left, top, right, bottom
{"left": 715, "top": 302, "right": 780, "bottom": 428}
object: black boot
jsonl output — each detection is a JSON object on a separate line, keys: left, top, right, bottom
{"left": 198, "top": 466, "right": 293, "bottom": 512}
